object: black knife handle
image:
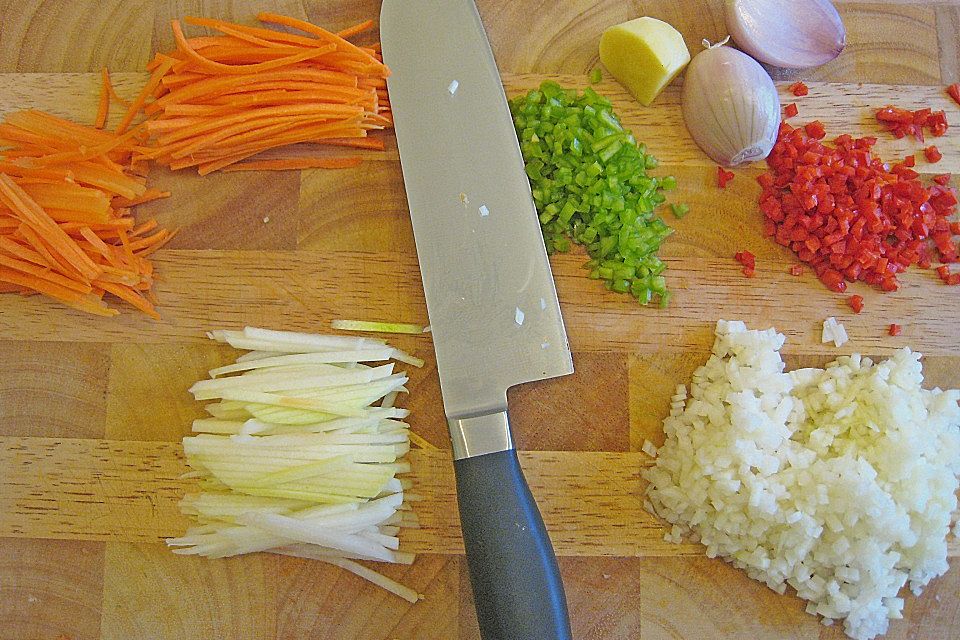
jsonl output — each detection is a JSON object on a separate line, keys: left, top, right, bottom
{"left": 454, "top": 449, "right": 572, "bottom": 640}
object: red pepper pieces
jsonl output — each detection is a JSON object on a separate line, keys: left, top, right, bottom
{"left": 925, "top": 145, "right": 943, "bottom": 163}
{"left": 804, "top": 121, "right": 827, "bottom": 139}
{"left": 848, "top": 294, "right": 864, "bottom": 313}
{"left": 735, "top": 251, "right": 756, "bottom": 277}
{"left": 789, "top": 82, "right": 809, "bottom": 97}
{"left": 934, "top": 174, "right": 952, "bottom": 186}
{"left": 949, "top": 83, "right": 960, "bottom": 107}
{"left": 875, "top": 105, "right": 949, "bottom": 141}
{"left": 904, "top": 155, "right": 915, "bottom": 168}
{"left": 759, "top": 120, "right": 960, "bottom": 294}
{"left": 784, "top": 103, "right": 799, "bottom": 118}
{"left": 937, "top": 265, "right": 960, "bottom": 285}
{"left": 789, "top": 264, "right": 804, "bottom": 276}
{"left": 717, "top": 166, "right": 735, "bottom": 188}
{"left": 888, "top": 323, "right": 902, "bottom": 336}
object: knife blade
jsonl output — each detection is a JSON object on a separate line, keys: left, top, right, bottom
{"left": 380, "top": 0, "right": 574, "bottom": 638}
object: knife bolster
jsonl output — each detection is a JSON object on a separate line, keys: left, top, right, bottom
{"left": 449, "top": 411, "right": 514, "bottom": 460}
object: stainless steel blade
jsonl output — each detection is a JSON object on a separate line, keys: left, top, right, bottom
{"left": 381, "top": 0, "right": 573, "bottom": 421}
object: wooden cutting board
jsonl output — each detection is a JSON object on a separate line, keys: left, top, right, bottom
{"left": 1, "top": 1, "right": 959, "bottom": 639}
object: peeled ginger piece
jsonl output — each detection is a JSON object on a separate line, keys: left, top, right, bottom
{"left": 599, "top": 17, "right": 690, "bottom": 106}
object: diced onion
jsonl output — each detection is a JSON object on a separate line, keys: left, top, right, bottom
{"left": 645, "top": 320, "right": 960, "bottom": 640}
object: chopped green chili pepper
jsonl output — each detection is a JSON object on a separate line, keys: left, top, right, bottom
{"left": 670, "top": 203, "right": 690, "bottom": 219}
{"left": 509, "top": 81, "right": 677, "bottom": 305}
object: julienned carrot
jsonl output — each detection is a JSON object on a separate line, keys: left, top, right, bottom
{"left": 221, "top": 157, "right": 362, "bottom": 171}
{"left": 336, "top": 20, "right": 375, "bottom": 39}
{"left": 95, "top": 68, "right": 111, "bottom": 129}
{"left": 1, "top": 110, "right": 172, "bottom": 318}
{"left": 117, "top": 56, "right": 177, "bottom": 135}
{"left": 172, "top": 20, "right": 338, "bottom": 75}
{"left": 124, "top": 13, "right": 390, "bottom": 173}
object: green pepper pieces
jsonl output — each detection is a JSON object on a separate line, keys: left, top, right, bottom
{"left": 509, "top": 81, "right": 677, "bottom": 305}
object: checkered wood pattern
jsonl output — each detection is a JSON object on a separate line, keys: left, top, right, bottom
{"left": 1, "top": 1, "right": 959, "bottom": 638}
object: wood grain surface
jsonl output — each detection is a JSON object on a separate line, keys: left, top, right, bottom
{"left": 1, "top": 1, "right": 959, "bottom": 639}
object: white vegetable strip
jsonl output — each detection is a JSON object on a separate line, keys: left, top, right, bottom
{"left": 272, "top": 548, "right": 420, "bottom": 601}
{"left": 331, "top": 319, "right": 426, "bottom": 335}
{"left": 190, "top": 365, "right": 395, "bottom": 397}
{"left": 210, "top": 349, "right": 395, "bottom": 376}
{"left": 170, "top": 327, "right": 421, "bottom": 602}
{"left": 235, "top": 350, "right": 285, "bottom": 363}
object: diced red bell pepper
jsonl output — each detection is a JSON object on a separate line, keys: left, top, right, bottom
{"left": 888, "top": 323, "right": 902, "bottom": 336}
{"left": 848, "top": 294, "right": 864, "bottom": 313}
{"left": 784, "top": 103, "right": 799, "bottom": 118}
{"left": 805, "top": 121, "right": 826, "bottom": 140}
{"left": 789, "top": 82, "right": 809, "bottom": 97}
{"left": 948, "top": 83, "right": 960, "bottom": 107}
{"left": 717, "top": 166, "right": 735, "bottom": 189}
{"left": 924, "top": 145, "right": 942, "bottom": 163}
{"left": 757, "top": 118, "right": 959, "bottom": 296}
{"left": 734, "top": 251, "right": 756, "bottom": 269}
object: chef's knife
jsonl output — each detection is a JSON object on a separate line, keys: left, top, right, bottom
{"left": 380, "top": 1, "right": 574, "bottom": 638}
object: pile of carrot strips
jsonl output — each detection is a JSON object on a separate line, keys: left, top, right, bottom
{"left": 124, "top": 13, "right": 391, "bottom": 175}
{"left": 0, "top": 110, "right": 173, "bottom": 318}
{"left": 0, "top": 13, "right": 386, "bottom": 317}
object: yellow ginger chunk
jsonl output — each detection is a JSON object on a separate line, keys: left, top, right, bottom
{"left": 599, "top": 17, "right": 690, "bottom": 106}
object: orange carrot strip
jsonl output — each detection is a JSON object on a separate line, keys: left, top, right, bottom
{"left": 185, "top": 35, "right": 249, "bottom": 49}
{"left": 192, "top": 27, "right": 286, "bottom": 49}
{"left": 336, "top": 20, "right": 375, "bottom": 39}
{"left": 256, "top": 12, "right": 386, "bottom": 69}
{"left": 98, "top": 281, "right": 160, "bottom": 319}
{"left": 13, "top": 224, "right": 59, "bottom": 269}
{"left": 20, "top": 182, "right": 111, "bottom": 216}
{"left": 162, "top": 105, "right": 363, "bottom": 154}
{"left": 184, "top": 16, "right": 324, "bottom": 48}
{"left": 145, "top": 116, "right": 208, "bottom": 133}
{"left": 166, "top": 118, "right": 364, "bottom": 166}
{"left": 8, "top": 110, "right": 118, "bottom": 147}
{"left": 60, "top": 219, "right": 135, "bottom": 235}
{"left": 0, "top": 175, "right": 101, "bottom": 280}
{"left": 0, "top": 282, "right": 26, "bottom": 294}
{"left": 148, "top": 69, "right": 357, "bottom": 112}
{"left": 69, "top": 161, "right": 146, "bottom": 200}
{"left": 191, "top": 45, "right": 315, "bottom": 63}
{"left": 16, "top": 222, "right": 88, "bottom": 282}
{"left": 130, "top": 218, "right": 158, "bottom": 236}
{"left": 78, "top": 226, "right": 124, "bottom": 268}
{"left": 0, "top": 236, "right": 49, "bottom": 267}
{"left": 135, "top": 228, "right": 176, "bottom": 257}
{"left": 171, "top": 20, "right": 336, "bottom": 75}
{"left": 221, "top": 156, "right": 362, "bottom": 171}
{"left": 113, "top": 189, "right": 171, "bottom": 208}
{"left": 107, "top": 79, "right": 132, "bottom": 107}
{"left": 127, "top": 229, "right": 170, "bottom": 251}
{"left": 0, "top": 254, "right": 92, "bottom": 294}
{"left": 116, "top": 227, "right": 136, "bottom": 265}
{"left": 116, "top": 56, "right": 177, "bottom": 135}
{"left": 320, "top": 136, "right": 386, "bottom": 150}
{"left": 42, "top": 208, "right": 113, "bottom": 225}
{"left": 0, "top": 266, "right": 86, "bottom": 303}
{"left": 95, "top": 68, "right": 111, "bottom": 129}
